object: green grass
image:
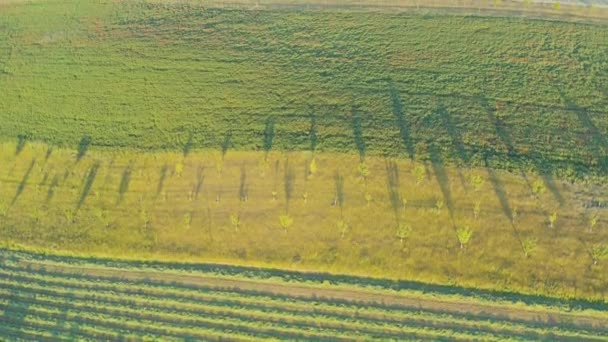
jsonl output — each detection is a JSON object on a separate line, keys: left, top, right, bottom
{"left": 0, "top": 249, "right": 606, "bottom": 341}
{"left": 0, "top": 0, "right": 607, "bottom": 180}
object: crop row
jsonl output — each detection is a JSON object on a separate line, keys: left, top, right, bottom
{"left": 0, "top": 276, "right": 498, "bottom": 341}
{"left": 0, "top": 265, "right": 604, "bottom": 340}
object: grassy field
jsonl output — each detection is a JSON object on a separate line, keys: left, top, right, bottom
{"left": 1, "top": 0, "right": 608, "bottom": 334}
{"left": 0, "top": 248, "right": 606, "bottom": 341}
{"left": 0, "top": 0, "right": 607, "bottom": 180}
{"left": 1, "top": 141, "right": 607, "bottom": 302}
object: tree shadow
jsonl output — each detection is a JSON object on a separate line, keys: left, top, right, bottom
{"left": 436, "top": 103, "right": 468, "bottom": 163}
{"left": 239, "top": 164, "right": 248, "bottom": 202}
{"left": 388, "top": 80, "right": 415, "bottom": 159}
{"left": 385, "top": 159, "right": 401, "bottom": 221}
{"left": 117, "top": 164, "right": 133, "bottom": 204}
{"left": 428, "top": 145, "right": 454, "bottom": 222}
{"left": 76, "top": 136, "right": 92, "bottom": 162}
{"left": 15, "top": 133, "right": 29, "bottom": 156}
{"left": 558, "top": 87, "right": 608, "bottom": 173}
{"left": 155, "top": 165, "right": 169, "bottom": 198}
{"left": 309, "top": 112, "right": 318, "bottom": 152}
{"left": 183, "top": 132, "right": 194, "bottom": 157}
{"left": 435, "top": 102, "right": 468, "bottom": 189}
{"left": 334, "top": 171, "right": 345, "bottom": 217}
{"left": 284, "top": 159, "right": 295, "bottom": 213}
{"left": 76, "top": 162, "right": 100, "bottom": 210}
{"left": 263, "top": 116, "right": 275, "bottom": 156}
{"left": 45, "top": 146, "right": 53, "bottom": 161}
{"left": 194, "top": 166, "right": 204, "bottom": 200}
{"left": 221, "top": 131, "right": 232, "bottom": 160}
{"left": 46, "top": 174, "right": 60, "bottom": 202}
{"left": 539, "top": 173, "right": 565, "bottom": 207}
{"left": 351, "top": 106, "right": 366, "bottom": 160}
{"left": 11, "top": 159, "right": 35, "bottom": 206}
{"left": 485, "top": 164, "right": 513, "bottom": 222}
{"left": 479, "top": 96, "right": 516, "bottom": 156}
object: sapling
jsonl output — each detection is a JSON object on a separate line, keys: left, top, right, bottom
{"left": 548, "top": 212, "right": 557, "bottom": 229}
{"left": 230, "top": 213, "right": 240, "bottom": 231}
{"left": 456, "top": 226, "right": 473, "bottom": 249}
{"left": 337, "top": 220, "right": 349, "bottom": 239}
{"left": 396, "top": 223, "right": 412, "bottom": 244}
{"left": 279, "top": 214, "right": 293, "bottom": 232}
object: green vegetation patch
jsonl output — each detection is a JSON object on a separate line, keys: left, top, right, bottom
{"left": 0, "top": 1, "right": 607, "bottom": 179}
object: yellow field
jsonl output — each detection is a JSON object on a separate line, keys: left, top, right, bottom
{"left": 0, "top": 141, "right": 607, "bottom": 300}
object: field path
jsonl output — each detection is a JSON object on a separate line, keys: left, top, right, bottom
{"left": 19, "top": 259, "right": 608, "bottom": 333}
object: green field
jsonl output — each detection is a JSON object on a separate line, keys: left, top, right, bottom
{"left": 1, "top": 0, "right": 607, "bottom": 178}
{"left": 0, "top": 248, "right": 606, "bottom": 341}
{"left": 1, "top": 0, "right": 608, "bottom": 338}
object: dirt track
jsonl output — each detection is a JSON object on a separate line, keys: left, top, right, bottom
{"left": 21, "top": 260, "right": 608, "bottom": 332}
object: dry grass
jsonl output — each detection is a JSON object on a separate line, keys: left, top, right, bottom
{"left": 1, "top": 141, "right": 607, "bottom": 300}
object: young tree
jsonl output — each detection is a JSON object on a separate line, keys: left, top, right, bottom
{"left": 337, "top": 220, "right": 349, "bottom": 239}
{"left": 396, "top": 223, "right": 412, "bottom": 244}
{"left": 279, "top": 214, "right": 293, "bottom": 232}
{"left": 473, "top": 201, "right": 481, "bottom": 220}
{"left": 230, "top": 213, "right": 240, "bottom": 231}
{"left": 183, "top": 212, "right": 192, "bottom": 229}
{"left": 435, "top": 199, "right": 444, "bottom": 215}
{"left": 456, "top": 226, "right": 473, "bottom": 249}
{"left": 512, "top": 207, "right": 518, "bottom": 225}
{"left": 302, "top": 192, "right": 308, "bottom": 204}
{"left": 364, "top": 193, "right": 373, "bottom": 207}
{"left": 532, "top": 179, "right": 546, "bottom": 197}
{"left": 469, "top": 174, "right": 485, "bottom": 192}
{"left": 589, "top": 214, "right": 599, "bottom": 232}
{"left": 522, "top": 238, "right": 537, "bottom": 258}
{"left": 590, "top": 244, "right": 608, "bottom": 266}
{"left": 414, "top": 165, "right": 425, "bottom": 186}
{"left": 308, "top": 158, "right": 318, "bottom": 178}
{"left": 548, "top": 212, "right": 557, "bottom": 229}
{"left": 358, "top": 162, "right": 370, "bottom": 182}
{"left": 175, "top": 162, "right": 184, "bottom": 177}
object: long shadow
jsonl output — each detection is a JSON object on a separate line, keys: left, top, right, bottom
{"left": 45, "top": 146, "right": 53, "bottom": 161}
{"left": 117, "top": 164, "right": 133, "bottom": 204}
{"left": 388, "top": 80, "right": 415, "bottom": 159}
{"left": 155, "top": 165, "right": 169, "bottom": 198}
{"left": 46, "top": 174, "right": 60, "bottom": 202}
{"left": 539, "top": 172, "right": 565, "bottom": 207}
{"left": 436, "top": 103, "right": 468, "bottom": 163}
{"left": 77, "top": 162, "right": 100, "bottom": 210}
{"left": 309, "top": 112, "right": 318, "bottom": 152}
{"left": 284, "top": 159, "right": 295, "bottom": 213}
{"left": 485, "top": 164, "right": 513, "bottom": 222}
{"left": 15, "top": 133, "right": 28, "bottom": 155}
{"left": 334, "top": 171, "right": 345, "bottom": 217}
{"left": 194, "top": 166, "right": 204, "bottom": 200}
{"left": 436, "top": 102, "right": 469, "bottom": 189}
{"left": 221, "top": 131, "right": 232, "bottom": 160}
{"left": 385, "top": 159, "right": 401, "bottom": 221}
{"left": 263, "top": 116, "right": 276, "bottom": 156}
{"left": 76, "top": 136, "right": 92, "bottom": 162}
{"left": 11, "top": 159, "right": 35, "bottom": 206}
{"left": 558, "top": 87, "right": 608, "bottom": 173}
{"left": 479, "top": 96, "right": 516, "bottom": 156}
{"left": 351, "top": 106, "right": 366, "bottom": 160}
{"left": 428, "top": 145, "right": 454, "bottom": 222}
{"left": 183, "top": 132, "right": 194, "bottom": 157}
{"left": 239, "top": 165, "right": 248, "bottom": 202}
{"left": 480, "top": 96, "right": 564, "bottom": 206}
